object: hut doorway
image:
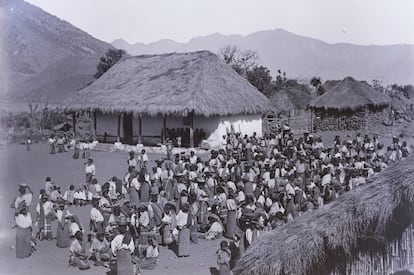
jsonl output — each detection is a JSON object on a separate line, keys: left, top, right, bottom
{"left": 123, "top": 113, "right": 133, "bottom": 144}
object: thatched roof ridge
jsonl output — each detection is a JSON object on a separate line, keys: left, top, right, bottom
{"left": 60, "top": 51, "right": 272, "bottom": 117}
{"left": 234, "top": 155, "right": 414, "bottom": 275}
{"left": 269, "top": 87, "right": 312, "bottom": 113}
{"left": 309, "top": 76, "right": 391, "bottom": 111}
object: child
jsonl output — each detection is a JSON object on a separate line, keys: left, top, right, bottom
{"left": 217, "top": 240, "right": 231, "bottom": 275}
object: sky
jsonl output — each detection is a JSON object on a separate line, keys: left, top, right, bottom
{"left": 23, "top": 0, "right": 414, "bottom": 45}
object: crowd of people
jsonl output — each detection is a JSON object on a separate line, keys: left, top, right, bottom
{"left": 11, "top": 125, "right": 413, "bottom": 275}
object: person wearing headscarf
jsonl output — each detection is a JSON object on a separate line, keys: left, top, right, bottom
{"left": 56, "top": 202, "right": 72, "bottom": 248}
{"left": 15, "top": 201, "right": 35, "bottom": 258}
{"left": 110, "top": 217, "right": 135, "bottom": 275}
{"left": 175, "top": 203, "right": 192, "bottom": 257}
{"left": 36, "top": 194, "right": 55, "bottom": 241}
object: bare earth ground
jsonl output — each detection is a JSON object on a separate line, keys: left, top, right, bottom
{"left": 0, "top": 144, "right": 220, "bottom": 275}
{"left": 0, "top": 126, "right": 413, "bottom": 275}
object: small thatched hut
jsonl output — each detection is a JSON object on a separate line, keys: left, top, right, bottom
{"left": 264, "top": 87, "right": 313, "bottom": 135}
{"left": 234, "top": 155, "right": 414, "bottom": 275}
{"left": 309, "top": 76, "right": 391, "bottom": 131}
{"left": 61, "top": 51, "right": 271, "bottom": 146}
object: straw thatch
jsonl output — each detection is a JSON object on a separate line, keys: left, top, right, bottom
{"left": 234, "top": 155, "right": 414, "bottom": 275}
{"left": 269, "top": 88, "right": 312, "bottom": 113}
{"left": 60, "top": 51, "right": 272, "bottom": 117}
{"left": 309, "top": 77, "right": 391, "bottom": 111}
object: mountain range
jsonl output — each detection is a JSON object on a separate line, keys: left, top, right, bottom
{"left": 0, "top": 0, "right": 113, "bottom": 104}
{"left": 1, "top": 0, "right": 413, "bottom": 109}
{"left": 112, "top": 31, "right": 414, "bottom": 85}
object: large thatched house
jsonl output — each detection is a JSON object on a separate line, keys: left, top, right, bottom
{"left": 309, "top": 77, "right": 391, "bottom": 131}
{"left": 264, "top": 87, "right": 313, "bottom": 135}
{"left": 234, "top": 155, "right": 414, "bottom": 275}
{"left": 61, "top": 51, "right": 272, "bottom": 147}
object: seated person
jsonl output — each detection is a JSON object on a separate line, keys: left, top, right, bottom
{"left": 89, "top": 230, "right": 111, "bottom": 267}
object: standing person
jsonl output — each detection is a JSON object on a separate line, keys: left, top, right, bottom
{"left": 36, "top": 194, "right": 55, "bottom": 241}
{"left": 85, "top": 158, "right": 96, "bottom": 184}
{"left": 127, "top": 151, "right": 137, "bottom": 171}
{"left": 15, "top": 202, "right": 35, "bottom": 258}
{"left": 175, "top": 203, "right": 192, "bottom": 257}
{"left": 56, "top": 203, "right": 71, "bottom": 248}
{"left": 49, "top": 135, "right": 56, "bottom": 154}
{"left": 217, "top": 240, "right": 231, "bottom": 275}
{"left": 26, "top": 137, "right": 32, "bottom": 151}
{"left": 11, "top": 183, "right": 33, "bottom": 211}
{"left": 166, "top": 139, "right": 174, "bottom": 160}
{"left": 111, "top": 217, "right": 136, "bottom": 275}
{"left": 69, "top": 231, "right": 90, "bottom": 270}
{"left": 73, "top": 140, "right": 80, "bottom": 159}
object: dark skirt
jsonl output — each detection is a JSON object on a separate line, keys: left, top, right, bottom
{"left": 56, "top": 222, "right": 71, "bottom": 248}
{"left": 116, "top": 249, "right": 134, "bottom": 275}
{"left": 16, "top": 227, "right": 31, "bottom": 259}
{"left": 178, "top": 228, "right": 190, "bottom": 257}
{"left": 219, "top": 263, "right": 231, "bottom": 275}
{"left": 129, "top": 187, "right": 140, "bottom": 207}
{"left": 225, "top": 211, "right": 237, "bottom": 239}
{"left": 162, "top": 224, "right": 173, "bottom": 245}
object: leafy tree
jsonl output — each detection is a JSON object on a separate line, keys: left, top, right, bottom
{"left": 246, "top": 66, "right": 272, "bottom": 96}
{"left": 94, "top": 49, "right": 126, "bottom": 79}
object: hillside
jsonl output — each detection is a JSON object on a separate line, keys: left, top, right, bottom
{"left": 0, "top": 0, "right": 113, "bottom": 100}
{"left": 112, "top": 29, "right": 414, "bottom": 85}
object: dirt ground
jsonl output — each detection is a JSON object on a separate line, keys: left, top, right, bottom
{"left": 1, "top": 127, "right": 413, "bottom": 275}
{"left": 0, "top": 144, "right": 221, "bottom": 275}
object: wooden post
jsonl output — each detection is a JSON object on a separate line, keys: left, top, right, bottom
{"left": 162, "top": 114, "right": 167, "bottom": 144}
{"left": 138, "top": 114, "right": 142, "bottom": 144}
{"left": 189, "top": 111, "right": 194, "bottom": 148}
{"left": 117, "top": 113, "right": 121, "bottom": 142}
{"left": 93, "top": 110, "right": 97, "bottom": 139}
{"left": 72, "top": 112, "right": 76, "bottom": 138}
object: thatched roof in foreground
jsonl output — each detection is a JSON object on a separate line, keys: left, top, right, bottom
{"left": 309, "top": 76, "right": 391, "bottom": 111}
{"left": 268, "top": 88, "right": 312, "bottom": 113}
{"left": 234, "top": 155, "right": 414, "bottom": 275}
{"left": 61, "top": 51, "right": 272, "bottom": 117}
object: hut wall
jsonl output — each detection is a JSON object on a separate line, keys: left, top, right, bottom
{"left": 364, "top": 107, "right": 390, "bottom": 131}
{"left": 331, "top": 225, "right": 414, "bottom": 275}
{"left": 195, "top": 114, "right": 262, "bottom": 144}
{"left": 96, "top": 111, "right": 122, "bottom": 138}
{"left": 313, "top": 109, "right": 366, "bottom": 131}
{"left": 263, "top": 109, "right": 313, "bottom": 135}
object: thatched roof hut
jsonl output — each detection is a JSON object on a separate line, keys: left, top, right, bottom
{"left": 309, "top": 76, "right": 391, "bottom": 111}
{"left": 269, "top": 88, "right": 312, "bottom": 113}
{"left": 61, "top": 50, "right": 272, "bottom": 117}
{"left": 234, "top": 155, "right": 414, "bottom": 275}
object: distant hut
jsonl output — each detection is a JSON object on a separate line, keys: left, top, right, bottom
{"left": 234, "top": 155, "right": 414, "bottom": 275}
{"left": 61, "top": 51, "right": 271, "bottom": 147}
{"left": 309, "top": 76, "right": 391, "bottom": 132}
{"left": 264, "top": 87, "right": 313, "bottom": 135}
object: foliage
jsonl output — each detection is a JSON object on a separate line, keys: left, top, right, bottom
{"left": 246, "top": 66, "right": 272, "bottom": 95}
{"left": 94, "top": 49, "right": 126, "bottom": 79}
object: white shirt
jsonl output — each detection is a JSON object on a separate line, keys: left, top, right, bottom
{"left": 111, "top": 234, "right": 134, "bottom": 256}
{"left": 85, "top": 164, "right": 96, "bottom": 175}
{"left": 15, "top": 213, "right": 32, "bottom": 228}
{"left": 14, "top": 193, "right": 33, "bottom": 209}
{"left": 90, "top": 207, "right": 104, "bottom": 222}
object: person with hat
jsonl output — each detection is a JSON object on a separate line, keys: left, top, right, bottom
{"left": 69, "top": 231, "right": 90, "bottom": 270}
{"left": 56, "top": 202, "right": 72, "bottom": 248}
{"left": 216, "top": 240, "right": 231, "bottom": 275}
{"left": 89, "top": 229, "right": 111, "bottom": 267}
{"left": 15, "top": 201, "right": 35, "bottom": 258}
{"left": 36, "top": 194, "right": 55, "bottom": 241}
{"left": 44, "top": 177, "right": 54, "bottom": 196}
{"left": 110, "top": 216, "right": 135, "bottom": 275}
